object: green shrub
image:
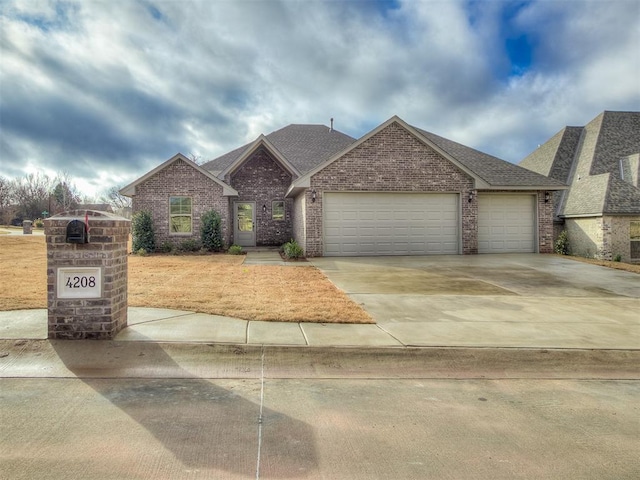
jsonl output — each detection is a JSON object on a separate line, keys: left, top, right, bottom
{"left": 159, "top": 241, "right": 175, "bottom": 254}
{"left": 613, "top": 254, "right": 622, "bottom": 262}
{"left": 201, "top": 209, "right": 224, "bottom": 252}
{"left": 132, "top": 211, "right": 155, "bottom": 253}
{"left": 135, "top": 248, "right": 148, "bottom": 256}
{"left": 282, "top": 239, "right": 304, "bottom": 259}
{"left": 554, "top": 230, "right": 569, "bottom": 255}
{"left": 228, "top": 244, "right": 243, "bottom": 255}
{"left": 33, "top": 219, "right": 44, "bottom": 228}
{"left": 177, "top": 238, "right": 201, "bottom": 252}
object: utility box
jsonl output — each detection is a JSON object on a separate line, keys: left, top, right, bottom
{"left": 44, "top": 210, "right": 130, "bottom": 339}
{"left": 22, "top": 220, "right": 32, "bottom": 235}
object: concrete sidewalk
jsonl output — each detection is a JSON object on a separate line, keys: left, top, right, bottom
{"left": 1, "top": 250, "right": 638, "bottom": 349}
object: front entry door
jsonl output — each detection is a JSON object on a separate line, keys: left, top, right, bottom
{"left": 234, "top": 202, "right": 256, "bottom": 247}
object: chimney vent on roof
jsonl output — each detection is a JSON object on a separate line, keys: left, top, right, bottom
{"left": 330, "top": 118, "right": 334, "bottom": 132}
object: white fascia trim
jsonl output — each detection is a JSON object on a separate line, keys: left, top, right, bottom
{"left": 119, "top": 153, "right": 238, "bottom": 197}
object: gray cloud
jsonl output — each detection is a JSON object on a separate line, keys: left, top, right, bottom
{"left": 0, "top": 0, "right": 638, "bottom": 197}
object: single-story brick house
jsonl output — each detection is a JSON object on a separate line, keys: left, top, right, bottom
{"left": 121, "top": 116, "right": 565, "bottom": 256}
{"left": 520, "top": 111, "right": 640, "bottom": 263}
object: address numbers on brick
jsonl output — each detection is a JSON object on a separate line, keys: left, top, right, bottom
{"left": 57, "top": 267, "right": 103, "bottom": 299}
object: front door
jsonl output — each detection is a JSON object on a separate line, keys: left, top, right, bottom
{"left": 234, "top": 202, "right": 256, "bottom": 247}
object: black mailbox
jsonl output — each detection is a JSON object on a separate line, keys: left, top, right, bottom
{"left": 66, "top": 220, "right": 88, "bottom": 244}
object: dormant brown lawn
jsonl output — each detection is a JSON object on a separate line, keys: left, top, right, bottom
{"left": 0, "top": 236, "right": 373, "bottom": 323}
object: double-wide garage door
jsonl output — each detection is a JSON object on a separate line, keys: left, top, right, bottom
{"left": 324, "top": 192, "right": 459, "bottom": 256}
{"left": 478, "top": 194, "right": 536, "bottom": 253}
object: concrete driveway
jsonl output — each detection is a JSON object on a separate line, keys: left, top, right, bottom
{"left": 311, "top": 254, "right": 640, "bottom": 349}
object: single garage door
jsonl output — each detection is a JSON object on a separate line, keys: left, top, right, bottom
{"left": 478, "top": 194, "right": 536, "bottom": 253}
{"left": 324, "top": 192, "right": 459, "bottom": 256}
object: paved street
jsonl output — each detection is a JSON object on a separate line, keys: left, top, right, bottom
{"left": 1, "top": 342, "right": 639, "bottom": 480}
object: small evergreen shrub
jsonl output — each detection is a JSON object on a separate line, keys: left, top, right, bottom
{"left": 33, "top": 219, "right": 44, "bottom": 228}
{"left": 132, "top": 211, "right": 155, "bottom": 253}
{"left": 282, "top": 239, "right": 304, "bottom": 259}
{"left": 136, "top": 248, "right": 148, "bottom": 256}
{"left": 159, "top": 241, "right": 175, "bottom": 254}
{"left": 201, "top": 209, "right": 224, "bottom": 252}
{"left": 554, "top": 230, "right": 569, "bottom": 255}
{"left": 177, "top": 238, "right": 201, "bottom": 252}
{"left": 613, "top": 254, "right": 622, "bottom": 262}
{"left": 228, "top": 244, "right": 243, "bottom": 255}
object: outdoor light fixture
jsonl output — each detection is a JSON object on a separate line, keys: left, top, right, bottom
{"left": 468, "top": 191, "right": 474, "bottom": 203}
{"left": 311, "top": 190, "right": 317, "bottom": 203}
{"left": 262, "top": 204, "right": 267, "bottom": 214}
{"left": 544, "top": 192, "right": 550, "bottom": 203}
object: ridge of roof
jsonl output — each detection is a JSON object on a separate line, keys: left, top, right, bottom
{"left": 201, "top": 124, "right": 356, "bottom": 177}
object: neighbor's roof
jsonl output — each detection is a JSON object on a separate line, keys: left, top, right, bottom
{"left": 520, "top": 111, "right": 640, "bottom": 217}
{"left": 201, "top": 124, "right": 356, "bottom": 177}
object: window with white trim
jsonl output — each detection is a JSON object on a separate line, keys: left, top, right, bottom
{"left": 169, "top": 196, "right": 192, "bottom": 234}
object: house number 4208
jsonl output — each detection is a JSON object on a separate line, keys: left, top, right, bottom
{"left": 65, "top": 276, "right": 97, "bottom": 288}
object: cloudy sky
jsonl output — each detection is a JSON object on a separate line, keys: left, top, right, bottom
{"left": 1, "top": 0, "right": 639, "bottom": 198}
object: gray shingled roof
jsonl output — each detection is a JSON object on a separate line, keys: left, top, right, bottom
{"left": 520, "top": 111, "right": 640, "bottom": 217}
{"left": 201, "top": 124, "right": 356, "bottom": 176}
{"left": 414, "top": 127, "right": 565, "bottom": 188}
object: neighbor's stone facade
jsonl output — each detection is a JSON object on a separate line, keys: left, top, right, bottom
{"left": 132, "top": 159, "right": 231, "bottom": 248}
{"left": 226, "top": 148, "right": 294, "bottom": 246}
{"left": 45, "top": 210, "right": 130, "bottom": 339}
{"left": 563, "top": 215, "right": 640, "bottom": 262}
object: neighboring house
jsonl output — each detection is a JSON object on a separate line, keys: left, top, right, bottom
{"left": 520, "top": 111, "right": 640, "bottom": 263}
{"left": 121, "top": 116, "right": 565, "bottom": 257}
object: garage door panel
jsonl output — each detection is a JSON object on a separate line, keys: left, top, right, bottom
{"left": 324, "top": 193, "right": 459, "bottom": 256}
{"left": 478, "top": 195, "right": 535, "bottom": 253}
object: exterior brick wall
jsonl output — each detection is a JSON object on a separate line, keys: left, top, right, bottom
{"left": 566, "top": 215, "right": 640, "bottom": 262}
{"left": 132, "top": 159, "right": 231, "bottom": 248}
{"left": 303, "top": 122, "right": 476, "bottom": 256}
{"left": 228, "top": 148, "right": 293, "bottom": 246}
{"left": 610, "top": 215, "right": 640, "bottom": 263}
{"left": 564, "top": 217, "right": 604, "bottom": 258}
{"left": 538, "top": 191, "right": 555, "bottom": 253}
{"left": 44, "top": 210, "right": 130, "bottom": 339}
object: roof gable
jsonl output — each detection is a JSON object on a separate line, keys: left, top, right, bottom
{"left": 201, "top": 124, "right": 356, "bottom": 177}
{"left": 288, "top": 116, "right": 565, "bottom": 196}
{"left": 218, "top": 135, "right": 301, "bottom": 178}
{"left": 529, "top": 111, "right": 640, "bottom": 217}
{"left": 120, "top": 153, "right": 238, "bottom": 197}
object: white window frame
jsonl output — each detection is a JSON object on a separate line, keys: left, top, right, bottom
{"left": 169, "top": 196, "right": 192, "bottom": 235}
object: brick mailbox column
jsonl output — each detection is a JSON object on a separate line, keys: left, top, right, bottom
{"left": 44, "top": 210, "right": 130, "bottom": 339}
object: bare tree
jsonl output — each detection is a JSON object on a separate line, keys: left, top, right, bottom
{"left": 101, "top": 185, "right": 132, "bottom": 210}
{"left": 0, "top": 175, "right": 15, "bottom": 224}
{"left": 51, "top": 171, "right": 81, "bottom": 213}
{"left": 12, "top": 172, "right": 53, "bottom": 220}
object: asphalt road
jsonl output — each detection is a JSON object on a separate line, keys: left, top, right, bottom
{"left": 1, "top": 342, "right": 639, "bottom": 480}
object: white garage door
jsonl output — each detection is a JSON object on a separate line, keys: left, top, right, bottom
{"left": 324, "top": 192, "right": 459, "bottom": 256}
{"left": 478, "top": 194, "right": 536, "bottom": 253}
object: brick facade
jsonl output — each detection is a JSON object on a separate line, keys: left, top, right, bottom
{"left": 227, "top": 148, "right": 293, "bottom": 246}
{"left": 301, "top": 123, "right": 476, "bottom": 256}
{"left": 564, "top": 215, "right": 640, "bottom": 262}
{"left": 132, "top": 159, "right": 231, "bottom": 248}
